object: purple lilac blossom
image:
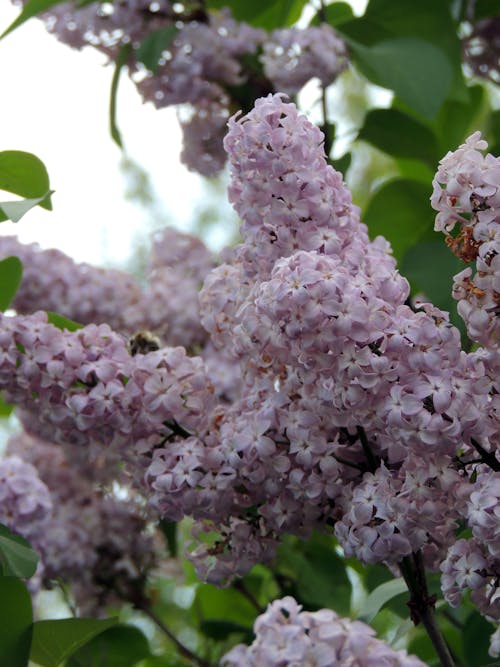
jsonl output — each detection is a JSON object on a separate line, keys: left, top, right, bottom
{"left": 6, "top": 430, "right": 155, "bottom": 615}
{"left": 431, "top": 131, "right": 500, "bottom": 347}
{"left": 0, "top": 228, "right": 212, "bottom": 347}
{"left": 221, "top": 596, "right": 428, "bottom": 667}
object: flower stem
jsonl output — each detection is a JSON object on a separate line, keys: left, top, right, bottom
{"left": 137, "top": 601, "right": 211, "bottom": 667}
{"left": 399, "top": 553, "right": 455, "bottom": 667}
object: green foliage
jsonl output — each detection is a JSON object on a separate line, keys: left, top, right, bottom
{"left": 359, "top": 109, "right": 439, "bottom": 168}
{"left": 463, "top": 613, "right": 499, "bottom": 666}
{"left": 336, "top": 0, "right": 466, "bottom": 107}
{"left": 0, "top": 150, "right": 52, "bottom": 221}
{"left": 275, "top": 533, "right": 352, "bottom": 616}
{"left": 358, "top": 577, "right": 407, "bottom": 623}
{"left": 0, "top": 523, "right": 39, "bottom": 579}
{"left": 347, "top": 38, "right": 453, "bottom": 119}
{"left": 310, "top": 2, "right": 354, "bottom": 26}
{"left": 0, "top": 394, "right": 14, "bottom": 417}
{"left": 109, "top": 44, "right": 132, "bottom": 149}
{"left": 0, "top": 577, "right": 33, "bottom": 667}
{"left": 30, "top": 617, "right": 118, "bottom": 667}
{"left": 206, "top": 0, "right": 308, "bottom": 30}
{"left": 158, "top": 520, "right": 178, "bottom": 558}
{"left": 0, "top": 0, "right": 67, "bottom": 39}
{"left": 136, "top": 26, "right": 179, "bottom": 74}
{"left": 46, "top": 312, "right": 83, "bottom": 332}
{"left": 0, "top": 255, "right": 22, "bottom": 311}
{"left": 364, "top": 178, "right": 434, "bottom": 259}
{"left": 66, "top": 624, "right": 151, "bottom": 667}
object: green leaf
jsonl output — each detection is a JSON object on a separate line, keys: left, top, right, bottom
{"left": 30, "top": 617, "right": 117, "bottom": 667}
{"left": 488, "top": 108, "right": 500, "bottom": 156}
{"left": 276, "top": 534, "right": 352, "bottom": 615}
{"left": 462, "top": 609, "right": 498, "bottom": 666}
{"left": 359, "top": 108, "right": 440, "bottom": 167}
{"left": 0, "top": 394, "right": 14, "bottom": 417}
{"left": 158, "top": 519, "right": 177, "bottom": 557}
{"left": 364, "top": 178, "right": 434, "bottom": 259}
{"left": 136, "top": 25, "right": 179, "bottom": 74}
{"left": 0, "top": 256, "right": 22, "bottom": 311}
{"left": 195, "top": 585, "right": 256, "bottom": 627}
{"left": 400, "top": 240, "right": 467, "bottom": 318}
{"left": 206, "top": 0, "right": 307, "bottom": 29}
{"left": 358, "top": 577, "right": 408, "bottom": 623}
{"left": 0, "top": 0, "right": 67, "bottom": 39}
{"left": 0, "top": 578, "right": 33, "bottom": 667}
{"left": 433, "top": 85, "right": 487, "bottom": 155}
{"left": 109, "top": 44, "right": 132, "bottom": 149}
{"left": 310, "top": 2, "right": 354, "bottom": 26}
{"left": 46, "top": 312, "right": 83, "bottom": 332}
{"left": 336, "top": 0, "right": 466, "bottom": 103}
{"left": 0, "top": 523, "right": 39, "bottom": 579}
{"left": 330, "top": 152, "right": 351, "bottom": 176}
{"left": 348, "top": 38, "right": 453, "bottom": 119}
{"left": 0, "top": 191, "right": 54, "bottom": 223}
{"left": 199, "top": 620, "right": 253, "bottom": 642}
{"left": 66, "top": 624, "right": 151, "bottom": 667}
{"left": 0, "top": 150, "right": 52, "bottom": 210}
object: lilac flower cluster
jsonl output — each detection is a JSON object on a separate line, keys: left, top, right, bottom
{"left": 14, "top": 0, "right": 347, "bottom": 175}
{"left": 0, "top": 235, "right": 143, "bottom": 332}
{"left": 0, "top": 311, "right": 215, "bottom": 476}
{"left": 0, "top": 227, "right": 212, "bottom": 347}
{"left": 6, "top": 431, "right": 155, "bottom": 615}
{"left": 260, "top": 25, "right": 347, "bottom": 96}
{"left": 221, "top": 596, "right": 427, "bottom": 667}
{"left": 0, "top": 454, "right": 52, "bottom": 550}
{"left": 148, "top": 94, "right": 498, "bottom": 586}
{"left": 431, "top": 131, "right": 500, "bottom": 347}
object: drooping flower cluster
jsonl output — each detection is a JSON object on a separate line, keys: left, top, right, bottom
{"left": 152, "top": 94, "right": 498, "bottom": 585}
{"left": 431, "top": 131, "right": 500, "bottom": 347}
{"left": 221, "top": 596, "right": 427, "bottom": 667}
{"left": 0, "top": 227, "right": 213, "bottom": 347}
{"left": 12, "top": 0, "right": 347, "bottom": 174}
{"left": 6, "top": 431, "right": 156, "bottom": 615}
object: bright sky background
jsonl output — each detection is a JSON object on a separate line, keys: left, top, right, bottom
{"left": 0, "top": 2, "right": 205, "bottom": 266}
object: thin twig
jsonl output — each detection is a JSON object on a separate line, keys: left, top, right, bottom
{"left": 470, "top": 438, "right": 500, "bottom": 471}
{"left": 399, "top": 553, "right": 456, "bottom": 667}
{"left": 137, "top": 601, "right": 211, "bottom": 667}
{"left": 233, "top": 579, "right": 265, "bottom": 614}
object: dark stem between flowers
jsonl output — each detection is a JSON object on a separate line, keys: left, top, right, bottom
{"left": 136, "top": 600, "right": 211, "bottom": 667}
{"left": 356, "top": 425, "right": 378, "bottom": 473}
{"left": 470, "top": 438, "right": 500, "bottom": 472}
{"left": 399, "top": 552, "right": 456, "bottom": 667}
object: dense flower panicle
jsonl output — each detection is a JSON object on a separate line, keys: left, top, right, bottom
{"left": 222, "top": 94, "right": 362, "bottom": 280}
{"left": 335, "top": 455, "right": 466, "bottom": 569}
{"left": 193, "top": 95, "right": 499, "bottom": 582}
{"left": 221, "top": 596, "right": 428, "bottom": 667}
{"left": 440, "top": 537, "right": 499, "bottom": 621}
{"left": 149, "top": 226, "right": 214, "bottom": 283}
{"left": 260, "top": 25, "right": 348, "bottom": 96}
{"left": 431, "top": 131, "right": 500, "bottom": 346}
{"left": 0, "top": 235, "right": 143, "bottom": 332}
{"left": 0, "top": 229, "right": 211, "bottom": 347}
{"left": 6, "top": 431, "right": 155, "bottom": 615}
{"left": 0, "top": 455, "right": 53, "bottom": 549}
{"left": 0, "top": 311, "right": 215, "bottom": 472}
